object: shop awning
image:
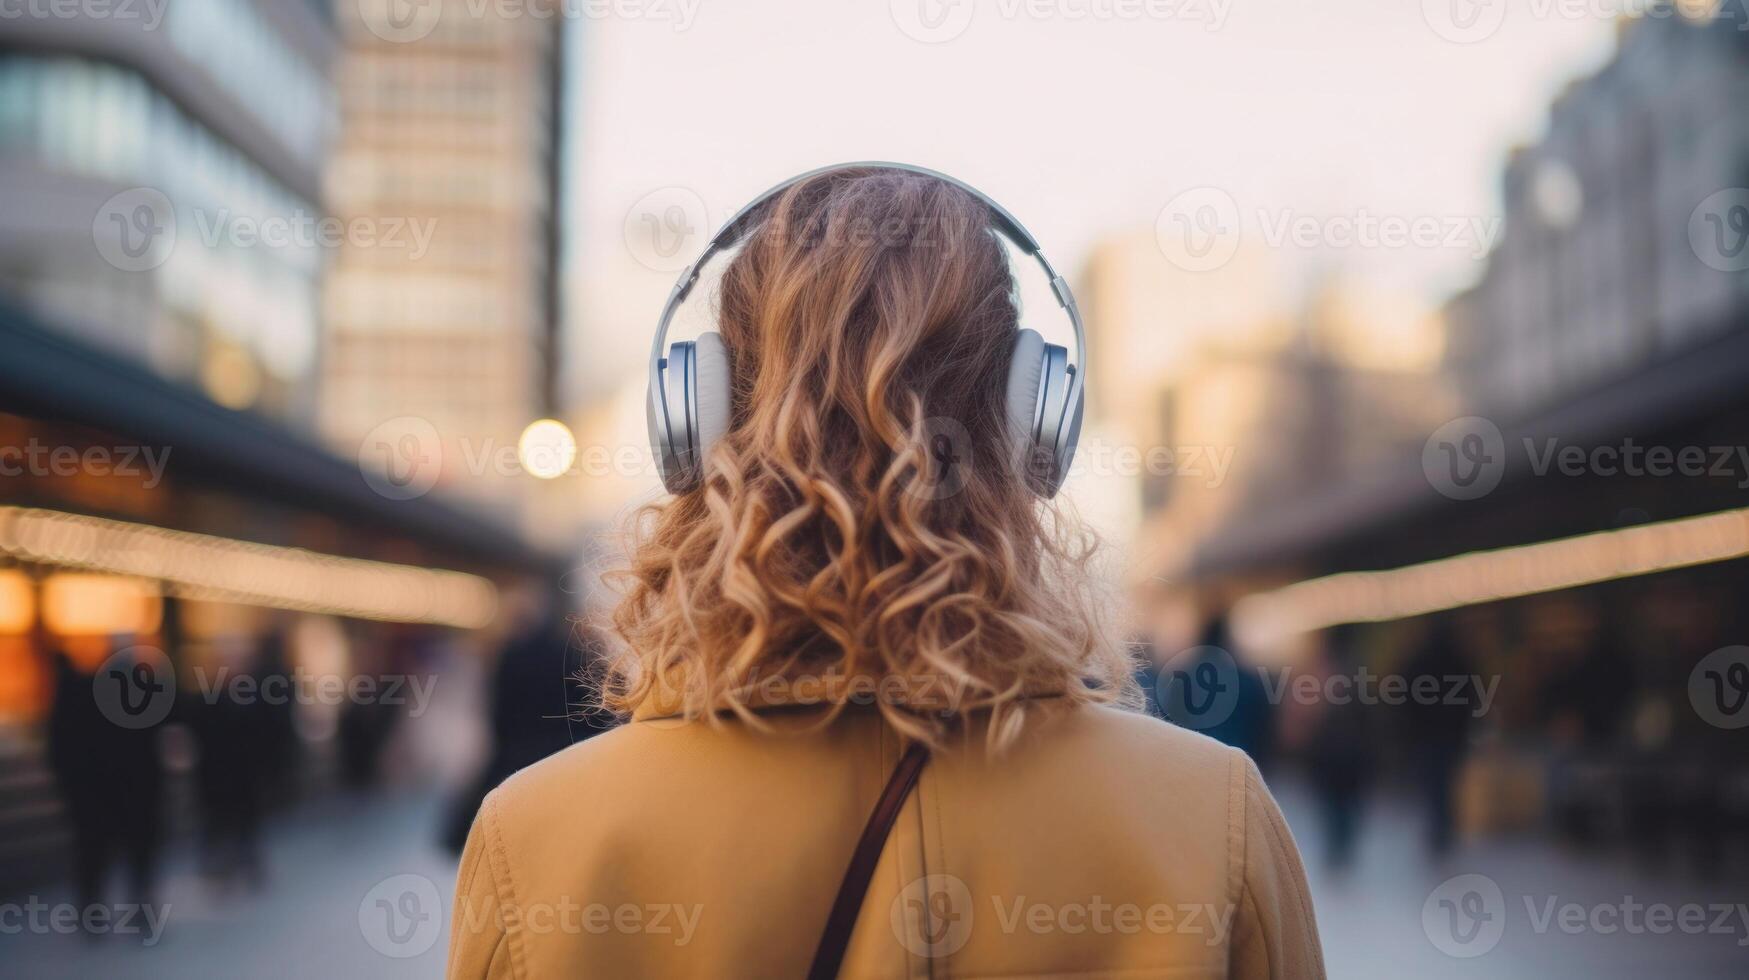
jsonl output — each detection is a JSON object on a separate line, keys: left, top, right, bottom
{"left": 0, "top": 301, "right": 562, "bottom": 576}
{"left": 1193, "top": 319, "right": 1749, "bottom": 579}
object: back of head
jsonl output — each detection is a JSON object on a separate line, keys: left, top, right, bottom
{"left": 607, "top": 166, "right": 1130, "bottom": 745}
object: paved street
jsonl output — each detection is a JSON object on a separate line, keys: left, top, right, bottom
{"left": 3, "top": 774, "right": 1745, "bottom": 977}
{"left": 1273, "top": 777, "right": 1749, "bottom": 979}
{"left": 0, "top": 790, "right": 460, "bottom": 979}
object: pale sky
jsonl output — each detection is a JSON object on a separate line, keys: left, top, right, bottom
{"left": 561, "top": 0, "right": 1618, "bottom": 407}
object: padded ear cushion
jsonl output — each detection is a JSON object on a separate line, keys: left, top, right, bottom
{"left": 1049, "top": 383, "right": 1084, "bottom": 498}
{"left": 690, "top": 331, "right": 732, "bottom": 467}
{"left": 1005, "top": 328, "right": 1046, "bottom": 461}
{"left": 648, "top": 377, "right": 678, "bottom": 490}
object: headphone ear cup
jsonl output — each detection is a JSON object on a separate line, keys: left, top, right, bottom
{"left": 1032, "top": 339, "right": 1074, "bottom": 496}
{"left": 1047, "top": 376, "right": 1084, "bottom": 498}
{"left": 690, "top": 331, "right": 732, "bottom": 474}
{"left": 649, "top": 345, "right": 687, "bottom": 493}
{"left": 1005, "top": 328, "right": 1047, "bottom": 487}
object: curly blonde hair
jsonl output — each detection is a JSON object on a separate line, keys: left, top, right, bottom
{"left": 602, "top": 166, "right": 1134, "bottom": 747}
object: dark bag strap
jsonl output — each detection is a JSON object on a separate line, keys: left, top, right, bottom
{"left": 807, "top": 741, "right": 931, "bottom": 980}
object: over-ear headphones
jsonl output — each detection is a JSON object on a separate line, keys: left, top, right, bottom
{"left": 646, "top": 162, "right": 1087, "bottom": 498}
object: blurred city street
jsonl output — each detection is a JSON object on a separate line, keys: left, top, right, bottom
{"left": 3, "top": 0, "right": 1749, "bottom": 975}
{"left": 0, "top": 789, "right": 458, "bottom": 979}
{"left": 1275, "top": 779, "right": 1749, "bottom": 979}
{"left": 3, "top": 774, "right": 1745, "bottom": 978}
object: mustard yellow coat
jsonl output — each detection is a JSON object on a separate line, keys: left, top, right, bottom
{"left": 448, "top": 698, "right": 1325, "bottom": 979}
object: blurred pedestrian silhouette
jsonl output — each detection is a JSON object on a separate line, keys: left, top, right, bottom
{"left": 1541, "top": 621, "right": 1633, "bottom": 847}
{"left": 443, "top": 584, "right": 603, "bottom": 852}
{"left": 45, "top": 638, "right": 166, "bottom": 919}
{"left": 337, "top": 623, "right": 416, "bottom": 789}
{"left": 252, "top": 622, "right": 300, "bottom": 804}
{"left": 1303, "top": 625, "right": 1375, "bottom": 872}
{"left": 188, "top": 621, "right": 294, "bottom": 892}
{"left": 1402, "top": 619, "right": 1476, "bottom": 858}
{"left": 1160, "top": 614, "right": 1276, "bottom": 769}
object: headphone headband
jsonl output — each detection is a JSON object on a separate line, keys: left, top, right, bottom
{"left": 647, "top": 162, "right": 1085, "bottom": 404}
{"left": 647, "top": 162, "right": 1088, "bottom": 496}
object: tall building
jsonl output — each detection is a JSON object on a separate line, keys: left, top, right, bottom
{"left": 323, "top": 0, "right": 565, "bottom": 512}
{"left": 0, "top": 3, "right": 558, "bottom": 889}
{"left": 0, "top": 0, "right": 337, "bottom": 425}
{"left": 1447, "top": 6, "right": 1749, "bottom": 420}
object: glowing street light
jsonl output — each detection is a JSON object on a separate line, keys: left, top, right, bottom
{"left": 517, "top": 419, "right": 577, "bottom": 481}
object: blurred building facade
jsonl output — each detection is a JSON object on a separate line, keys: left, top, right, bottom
{"left": 1447, "top": 8, "right": 1749, "bottom": 419}
{"left": 1151, "top": 7, "right": 1749, "bottom": 855}
{"left": 0, "top": 2, "right": 564, "bottom": 893}
{"left": 1081, "top": 229, "right": 1452, "bottom": 606}
{"left": 322, "top": 0, "right": 566, "bottom": 511}
{"left": 0, "top": 0, "right": 337, "bottom": 425}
